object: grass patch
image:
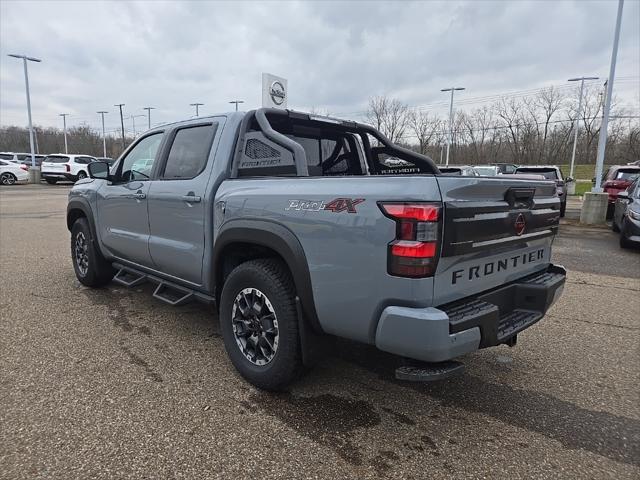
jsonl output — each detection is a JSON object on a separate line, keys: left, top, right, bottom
{"left": 572, "top": 181, "right": 592, "bottom": 196}
{"left": 557, "top": 164, "right": 598, "bottom": 181}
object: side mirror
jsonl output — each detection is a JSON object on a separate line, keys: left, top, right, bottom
{"left": 88, "top": 161, "right": 110, "bottom": 180}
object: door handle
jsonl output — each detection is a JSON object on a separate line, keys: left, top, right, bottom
{"left": 134, "top": 191, "right": 146, "bottom": 200}
{"left": 182, "top": 194, "right": 201, "bottom": 203}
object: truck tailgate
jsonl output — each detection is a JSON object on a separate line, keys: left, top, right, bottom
{"left": 433, "top": 176, "right": 560, "bottom": 305}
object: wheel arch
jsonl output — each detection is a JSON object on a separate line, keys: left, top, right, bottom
{"left": 66, "top": 198, "right": 97, "bottom": 239}
{"left": 213, "top": 219, "right": 322, "bottom": 333}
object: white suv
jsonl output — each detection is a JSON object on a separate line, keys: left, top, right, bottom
{"left": 41, "top": 154, "right": 97, "bottom": 184}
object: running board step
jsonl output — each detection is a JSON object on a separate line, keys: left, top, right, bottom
{"left": 152, "top": 282, "right": 194, "bottom": 306}
{"left": 395, "top": 360, "right": 465, "bottom": 382}
{"left": 113, "top": 268, "right": 147, "bottom": 287}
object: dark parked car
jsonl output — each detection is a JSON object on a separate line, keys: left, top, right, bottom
{"left": 597, "top": 166, "right": 640, "bottom": 218}
{"left": 20, "top": 154, "right": 47, "bottom": 167}
{"left": 514, "top": 166, "right": 571, "bottom": 217}
{"left": 612, "top": 178, "right": 640, "bottom": 248}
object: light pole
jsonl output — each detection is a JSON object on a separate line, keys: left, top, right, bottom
{"left": 190, "top": 102, "right": 204, "bottom": 117}
{"left": 97, "top": 111, "right": 108, "bottom": 157}
{"left": 59, "top": 113, "right": 69, "bottom": 154}
{"left": 115, "top": 104, "right": 126, "bottom": 150}
{"left": 567, "top": 76, "right": 599, "bottom": 187}
{"left": 441, "top": 87, "right": 465, "bottom": 165}
{"left": 130, "top": 115, "right": 145, "bottom": 137}
{"left": 229, "top": 100, "right": 244, "bottom": 111}
{"left": 8, "top": 53, "right": 41, "bottom": 179}
{"left": 593, "top": 0, "right": 624, "bottom": 193}
{"left": 143, "top": 107, "right": 155, "bottom": 129}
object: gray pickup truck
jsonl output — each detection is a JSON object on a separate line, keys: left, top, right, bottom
{"left": 67, "top": 108, "right": 566, "bottom": 389}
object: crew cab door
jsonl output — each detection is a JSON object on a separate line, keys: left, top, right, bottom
{"left": 147, "top": 121, "right": 220, "bottom": 285}
{"left": 97, "top": 132, "right": 164, "bottom": 267}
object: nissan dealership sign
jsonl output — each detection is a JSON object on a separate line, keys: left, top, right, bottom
{"left": 262, "top": 73, "right": 287, "bottom": 109}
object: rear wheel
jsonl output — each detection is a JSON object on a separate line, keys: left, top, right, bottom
{"left": 45, "top": 178, "right": 58, "bottom": 185}
{"left": 0, "top": 172, "right": 16, "bottom": 185}
{"left": 220, "top": 258, "right": 302, "bottom": 390}
{"left": 71, "top": 217, "right": 115, "bottom": 287}
{"left": 76, "top": 171, "right": 87, "bottom": 180}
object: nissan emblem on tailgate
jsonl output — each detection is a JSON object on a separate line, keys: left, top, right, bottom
{"left": 515, "top": 213, "right": 526, "bottom": 236}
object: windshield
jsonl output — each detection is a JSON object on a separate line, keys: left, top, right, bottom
{"left": 613, "top": 169, "right": 640, "bottom": 181}
{"left": 45, "top": 155, "right": 70, "bottom": 163}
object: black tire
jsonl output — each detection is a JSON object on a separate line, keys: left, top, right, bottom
{"left": 619, "top": 233, "right": 633, "bottom": 249}
{"left": 560, "top": 201, "right": 566, "bottom": 218}
{"left": 45, "top": 178, "right": 58, "bottom": 185}
{"left": 219, "top": 258, "right": 302, "bottom": 390}
{"left": 77, "top": 171, "right": 87, "bottom": 180}
{"left": 606, "top": 204, "right": 614, "bottom": 219}
{"left": 0, "top": 172, "right": 17, "bottom": 185}
{"left": 611, "top": 219, "right": 620, "bottom": 232}
{"left": 70, "top": 217, "right": 115, "bottom": 287}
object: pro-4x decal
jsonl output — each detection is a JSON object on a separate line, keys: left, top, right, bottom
{"left": 285, "top": 198, "right": 365, "bottom": 213}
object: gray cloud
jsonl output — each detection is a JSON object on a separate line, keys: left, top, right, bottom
{"left": 1, "top": 0, "right": 638, "bottom": 136}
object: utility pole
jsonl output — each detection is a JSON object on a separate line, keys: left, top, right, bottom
{"left": 115, "top": 104, "right": 126, "bottom": 150}
{"left": 130, "top": 115, "right": 145, "bottom": 137}
{"left": 593, "top": 0, "right": 623, "bottom": 192}
{"left": 143, "top": 107, "right": 155, "bottom": 129}
{"left": 8, "top": 53, "right": 41, "bottom": 180}
{"left": 59, "top": 113, "right": 69, "bottom": 154}
{"left": 190, "top": 103, "right": 204, "bottom": 117}
{"left": 229, "top": 100, "right": 244, "bottom": 111}
{"left": 97, "top": 111, "right": 108, "bottom": 157}
{"left": 580, "top": 0, "right": 624, "bottom": 225}
{"left": 441, "top": 87, "right": 465, "bottom": 165}
{"left": 567, "top": 76, "right": 598, "bottom": 183}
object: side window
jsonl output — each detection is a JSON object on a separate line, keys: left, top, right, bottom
{"left": 162, "top": 124, "right": 216, "bottom": 179}
{"left": 119, "top": 133, "right": 163, "bottom": 182}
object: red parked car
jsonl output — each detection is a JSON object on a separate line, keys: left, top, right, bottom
{"left": 597, "top": 166, "right": 640, "bottom": 218}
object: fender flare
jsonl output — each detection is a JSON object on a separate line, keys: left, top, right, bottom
{"left": 67, "top": 198, "right": 97, "bottom": 240}
{"left": 213, "top": 218, "right": 322, "bottom": 333}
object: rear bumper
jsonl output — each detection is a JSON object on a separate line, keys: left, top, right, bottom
{"left": 375, "top": 264, "right": 566, "bottom": 362}
{"left": 42, "top": 172, "right": 74, "bottom": 180}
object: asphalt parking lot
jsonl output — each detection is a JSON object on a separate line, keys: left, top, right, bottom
{"left": 1, "top": 184, "right": 639, "bottom": 480}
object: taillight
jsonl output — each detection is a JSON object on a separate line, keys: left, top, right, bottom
{"left": 20, "top": 164, "right": 28, "bottom": 171}
{"left": 379, "top": 202, "right": 441, "bottom": 278}
{"left": 65, "top": 164, "right": 70, "bottom": 172}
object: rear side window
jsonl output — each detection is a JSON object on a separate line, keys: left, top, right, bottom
{"left": 75, "top": 156, "right": 93, "bottom": 164}
{"left": 162, "top": 124, "right": 217, "bottom": 179}
{"left": 0, "top": 154, "right": 12, "bottom": 160}
{"left": 46, "top": 156, "right": 70, "bottom": 163}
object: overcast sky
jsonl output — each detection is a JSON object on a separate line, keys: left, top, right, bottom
{"left": 1, "top": 0, "right": 638, "bottom": 136}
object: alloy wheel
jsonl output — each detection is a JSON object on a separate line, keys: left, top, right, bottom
{"left": 231, "top": 288, "right": 279, "bottom": 366}
{"left": 74, "top": 231, "right": 89, "bottom": 276}
{"left": 1, "top": 173, "right": 16, "bottom": 185}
